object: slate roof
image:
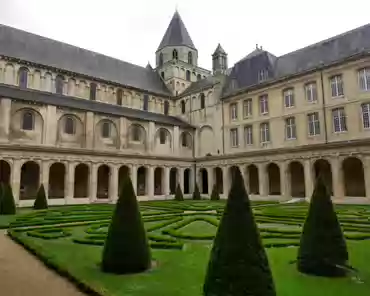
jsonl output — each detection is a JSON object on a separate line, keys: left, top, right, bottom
{"left": 156, "top": 11, "right": 196, "bottom": 52}
{"left": 0, "top": 84, "right": 193, "bottom": 128}
{"left": 0, "top": 24, "right": 171, "bottom": 96}
{"left": 212, "top": 43, "right": 227, "bottom": 56}
{"left": 222, "top": 23, "right": 370, "bottom": 97}
{"left": 180, "top": 76, "right": 218, "bottom": 97}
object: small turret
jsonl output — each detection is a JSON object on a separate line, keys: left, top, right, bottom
{"left": 212, "top": 43, "right": 228, "bottom": 75}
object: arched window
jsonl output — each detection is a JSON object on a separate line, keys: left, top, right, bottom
{"left": 22, "top": 111, "right": 34, "bottom": 130}
{"left": 18, "top": 67, "right": 28, "bottom": 88}
{"left": 143, "top": 94, "right": 149, "bottom": 111}
{"left": 182, "top": 133, "right": 191, "bottom": 147}
{"left": 161, "top": 72, "right": 165, "bottom": 80}
{"left": 186, "top": 70, "right": 191, "bottom": 81}
{"left": 132, "top": 125, "right": 141, "bottom": 141}
{"left": 159, "top": 129, "right": 166, "bottom": 144}
{"left": 172, "top": 49, "right": 178, "bottom": 60}
{"left": 159, "top": 53, "right": 164, "bottom": 66}
{"left": 55, "top": 75, "right": 64, "bottom": 94}
{"left": 200, "top": 93, "right": 205, "bottom": 109}
{"left": 64, "top": 116, "right": 75, "bottom": 135}
{"left": 181, "top": 100, "right": 186, "bottom": 114}
{"left": 164, "top": 101, "right": 169, "bottom": 115}
{"left": 188, "top": 52, "right": 193, "bottom": 64}
{"left": 197, "top": 74, "right": 201, "bottom": 81}
{"left": 101, "top": 121, "right": 111, "bottom": 138}
{"left": 116, "top": 89, "right": 123, "bottom": 105}
{"left": 90, "top": 82, "right": 97, "bottom": 100}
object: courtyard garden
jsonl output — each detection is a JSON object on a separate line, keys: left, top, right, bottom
{"left": 4, "top": 196, "right": 370, "bottom": 296}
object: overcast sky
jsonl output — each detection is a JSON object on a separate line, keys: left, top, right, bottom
{"left": 1, "top": 0, "right": 370, "bottom": 70}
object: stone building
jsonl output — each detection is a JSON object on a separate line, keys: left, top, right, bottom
{"left": 1, "top": 11, "right": 370, "bottom": 206}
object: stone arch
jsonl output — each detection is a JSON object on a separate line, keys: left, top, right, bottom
{"left": 20, "top": 161, "right": 40, "bottom": 200}
{"left": 155, "top": 128, "right": 172, "bottom": 146}
{"left": 154, "top": 167, "right": 164, "bottom": 195}
{"left": 48, "top": 162, "right": 65, "bottom": 199}
{"left": 184, "top": 168, "right": 191, "bottom": 194}
{"left": 0, "top": 160, "right": 11, "bottom": 184}
{"left": 128, "top": 123, "right": 147, "bottom": 145}
{"left": 18, "top": 66, "right": 29, "bottom": 88}
{"left": 137, "top": 166, "right": 147, "bottom": 196}
{"left": 180, "top": 131, "right": 192, "bottom": 148}
{"left": 97, "top": 165, "right": 110, "bottom": 199}
{"left": 96, "top": 119, "right": 118, "bottom": 140}
{"left": 199, "top": 125, "right": 214, "bottom": 156}
{"left": 74, "top": 163, "right": 89, "bottom": 198}
{"left": 314, "top": 159, "right": 333, "bottom": 195}
{"left": 247, "top": 164, "right": 259, "bottom": 194}
{"left": 169, "top": 168, "right": 178, "bottom": 194}
{"left": 342, "top": 157, "right": 366, "bottom": 197}
{"left": 199, "top": 168, "right": 208, "bottom": 194}
{"left": 267, "top": 163, "right": 281, "bottom": 195}
{"left": 12, "top": 108, "right": 44, "bottom": 143}
{"left": 118, "top": 165, "right": 130, "bottom": 194}
{"left": 213, "top": 167, "right": 223, "bottom": 194}
{"left": 58, "top": 114, "right": 83, "bottom": 137}
{"left": 289, "top": 161, "right": 305, "bottom": 197}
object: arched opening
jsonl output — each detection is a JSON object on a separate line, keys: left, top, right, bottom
{"left": 184, "top": 168, "right": 191, "bottom": 194}
{"left": 213, "top": 167, "right": 223, "bottom": 194}
{"left": 74, "top": 164, "right": 89, "bottom": 198}
{"left": 172, "top": 49, "right": 178, "bottom": 60}
{"left": 181, "top": 132, "right": 192, "bottom": 148}
{"left": 200, "top": 93, "right": 205, "bottom": 109}
{"left": 48, "top": 163, "right": 65, "bottom": 199}
{"left": 20, "top": 161, "right": 40, "bottom": 200}
{"left": 164, "top": 101, "right": 169, "bottom": 115}
{"left": 154, "top": 167, "right": 163, "bottom": 195}
{"left": 97, "top": 165, "right": 110, "bottom": 199}
{"left": 289, "top": 161, "right": 305, "bottom": 197}
{"left": 186, "top": 70, "right": 191, "bottom": 81}
{"left": 137, "top": 166, "right": 147, "bottom": 196}
{"left": 267, "top": 163, "right": 281, "bottom": 195}
{"left": 314, "top": 159, "right": 333, "bottom": 195}
{"left": 22, "top": 110, "right": 34, "bottom": 131}
{"left": 170, "top": 168, "right": 178, "bottom": 194}
{"left": 55, "top": 75, "right": 64, "bottom": 94}
{"left": 343, "top": 157, "right": 366, "bottom": 197}
{"left": 0, "top": 160, "right": 11, "bottom": 185}
{"left": 89, "top": 82, "right": 97, "bottom": 100}
{"left": 188, "top": 52, "right": 193, "bottom": 64}
{"left": 197, "top": 74, "right": 201, "bottom": 81}
{"left": 181, "top": 100, "right": 186, "bottom": 114}
{"left": 64, "top": 116, "right": 76, "bottom": 135}
{"left": 18, "top": 67, "right": 28, "bottom": 88}
{"left": 199, "top": 168, "right": 208, "bottom": 194}
{"left": 118, "top": 165, "right": 130, "bottom": 194}
{"left": 143, "top": 94, "right": 149, "bottom": 111}
{"left": 247, "top": 165, "right": 259, "bottom": 194}
{"left": 116, "top": 89, "right": 123, "bottom": 105}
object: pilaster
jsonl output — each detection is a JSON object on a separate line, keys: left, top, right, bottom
{"left": 41, "top": 160, "right": 50, "bottom": 199}
{"left": 65, "top": 161, "right": 75, "bottom": 203}
{"left": 304, "top": 159, "right": 314, "bottom": 199}
{"left": 131, "top": 165, "right": 138, "bottom": 195}
{"left": 164, "top": 166, "right": 170, "bottom": 196}
{"left": 207, "top": 167, "right": 213, "bottom": 196}
{"left": 10, "top": 159, "right": 21, "bottom": 204}
{"left": 85, "top": 112, "right": 94, "bottom": 149}
{"left": 89, "top": 163, "right": 98, "bottom": 202}
{"left": 330, "top": 157, "right": 344, "bottom": 199}
{"left": 279, "top": 161, "right": 290, "bottom": 198}
{"left": 0, "top": 98, "right": 11, "bottom": 141}
{"left": 173, "top": 126, "right": 180, "bottom": 155}
{"left": 258, "top": 163, "right": 267, "bottom": 196}
{"left": 43, "top": 105, "right": 57, "bottom": 146}
{"left": 148, "top": 166, "right": 154, "bottom": 198}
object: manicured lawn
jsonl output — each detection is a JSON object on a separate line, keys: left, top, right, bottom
{"left": 7, "top": 201, "right": 370, "bottom": 296}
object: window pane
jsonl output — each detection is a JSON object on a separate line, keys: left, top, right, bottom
{"left": 101, "top": 122, "right": 110, "bottom": 138}
{"left": 22, "top": 111, "right": 34, "bottom": 130}
{"left": 65, "top": 117, "right": 75, "bottom": 135}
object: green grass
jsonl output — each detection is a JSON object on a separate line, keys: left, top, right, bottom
{"left": 7, "top": 201, "right": 370, "bottom": 296}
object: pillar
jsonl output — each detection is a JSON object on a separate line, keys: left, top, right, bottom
{"left": 258, "top": 163, "right": 267, "bottom": 196}
{"left": 109, "top": 165, "right": 119, "bottom": 201}
{"left": 304, "top": 158, "right": 314, "bottom": 199}
{"left": 363, "top": 157, "right": 370, "bottom": 200}
{"left": 11, "top": 159, "right": 21, "bottom": 204}
{"left": 89, "top": 163, "right": 98, "bottom": 202}
{"left": 131, "top": 165, "right": 138, "bottom": 195}
{"left": 331, "top": 157, "right": 344, "bottom": 199}
{"left": 222, "top": 166, "right": 229, "bottom": 198}
{"left": 43, "top": 105, "right": 57, "bottom": 146}
{"left": 279, "top": 161, "right": 290, "bottom": 198}
{"left": 148, "top": 166, "right": 154, "bottom": 198}
{"left": 65, "top": 162, "right": 75, "bottom": 203}
{"left": 41, "top": 160, "right": 50, "bottom": 200}
{"left": 207, "top": 167, "right": 213, "bottom": 196}
{"left": 85, "top": 112, "right": 94, "bottom": 149}
{"left": 179, "top": 167, "right": 185, "bottom": 192}
{"left": 164, "top": 166, "right": 170, "bottom": 196}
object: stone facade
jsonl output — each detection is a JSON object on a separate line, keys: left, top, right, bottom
{"left": 1, "top": 12, "right": 370, "bottom": 206}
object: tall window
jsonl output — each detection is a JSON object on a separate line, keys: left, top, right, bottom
{"left": 260, "top": 122, "right": 270, "bottom": 143}
{"left": 116, "top": 89, "right": 123, "bottom": 105}
{"left": 244, "top": 125, "right": 253, "bottom": 145}
{"left": 89, "top": 82, "right": 97, "bottom": 100}
{"left": 159, "top": 129, "right": 166, "bottom": 144}
{"left": 143, "top": 94, "right": 149, "bottom": 111}
{"left": 172, "top": 49, "right": 178, "bottom": 60}
{"left": 258, "top": 69, "right": 269, "bottom": 82}
{"left": 64, "top": 116, "right": 75, "bottom": 135}
{"left": 159, "top": 53, "right": 164, "bottom": 66}
{"left": 230, "top": 128, "right": 239, "bottom": 147}
{"left": 358, "top": 68, "right": 370, "bottom": 91}
{"left": 259, "top": 95, "right": 269, "bottom": 114}
{"left": 132, "top": 125, "right": 141, "bottom": 141}
{"left": 18, "top": 67, "right": 28, "bottom": 88}
{"left": 305, "top": 82, "right": 317, "bottom": 102}
{"left": 332, "top": 107, "right": 347, "bottom": 132}
{"left": 101, "top": 122, "right": 111, "bottom": 138}
{"left": 188, "top": 52, "right": 193, "bottom": 64}
{"left": 361, "top": 103, "right": 370, "bottom": 129}
{"left": 164, "top": 101, "right": 169, "bottom": 115}
{"left": 243, "top": 99, "right": 252, "bottom": 118}
{"left": 181, "top": 100, "right": 186, "bottom": 114}
{"left": 330, "top": 75, "right": 344, "bottom": 97}
{"left": 161, "top": 72, "right": 165, "bottom": 80}
{"left": 55, "top": 75, "right": 64, "bottom": 94}
{"left": 186, "top": 70, "right": 191, "bottom": 81}
{"left": 181, "top": 132, "right": 191, "bottom": 147}
{"left": 197, "top": 74, "right": 201, "bottom": 81}
{"left": 22, "top": 111, "right": 34, "bottom": 130}
{"left": 307, "top": 112, "right": 320, "bottom": 136}
{"left": 230, "top": 103, "right": 238, "bottom": 120}
{"left": 285, "top": 117, "right": 297, "bottom": 140}
{"left": 200, "top": 93, "right": 205, "bottom": 109}
{"left": 284, "top": 88, "right": 295, "bottom": 108}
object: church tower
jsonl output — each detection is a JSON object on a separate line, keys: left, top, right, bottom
{"left": 212, "top": 43, "right": 228, "bottom": 75}
{"left": 156, "top": 11, "right": 209, "bottom": 95}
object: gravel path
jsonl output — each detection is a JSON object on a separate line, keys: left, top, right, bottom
{"left": 0, "top": 230, "right": 86, "bottom": 296}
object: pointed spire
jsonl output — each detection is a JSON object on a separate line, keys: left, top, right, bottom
{"left": 156, "top": 11, "right": 196, "bottom": 52}
{"left": 213, "top": 43, "right": 227, "bottom": 56}
{"left": 145, "top": 62, "right": 152, "bottom": 70}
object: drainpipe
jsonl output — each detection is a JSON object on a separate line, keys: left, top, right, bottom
{"left": 320, "top": 70, "right": 328, "bottom": 144}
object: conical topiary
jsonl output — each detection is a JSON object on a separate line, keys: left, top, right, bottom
{"left": 203, "top": 167, "right": 276, "bottom": 296}
{"left": 210, "top": 184, "right": 220, "bottom": 201}
{"left": 174, "top": 183, "right": 184, "bottom": 201}
{"left": 33, "top": 184, "right": 48, "bottom": 210}
{"left": 192, "top": 183, "right": 201, "bottom": 200}
{"left": 0, "top": 184, "right": 16, "bottom": 215}
{"left": 297, "top": 174, "right": 349, "bottom": 277}
{"left": 101, "top": 176, "right": 151, "bottom": 274}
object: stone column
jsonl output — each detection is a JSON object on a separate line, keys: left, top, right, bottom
{"left": 40, "top": 160, "right": 50, "bottom": 200}
{"left": 173, "top": 126, "right": 180, "bottom": 156}
{"left": 279, "top": 161, "right": 290, "bottom": 198}
{"left": 148, "top": 122, "right": 155, "bottom": 152}
{"left": 0, "top": 98, "right": 11, "bottom": 141}
{"left": 179, "top": 167, "right": 185, "bottom": 192}
{"left": 65, "top": 162, "right": 75, "bottom": 204}
{"left": 363, "top": 157, "right": 370, "bottom": 200}
{"left": 222, "top": 166, "right": 229, "bottom": 198}
{"left": 194, "top": 129, "right": 200, "bottom": 157}
{"left": 89, "top": 163, "right": 98, "bottom": 202}
{"left": 147, "top": 166, "right": 154, "bottom": 199}
{"left": 207, "top": 167, "right": 213, "bottom": 196}
{"left": 164, "top": 166, "right": 170, "bottom": 196}
{"left": 304, "top": 159, "right": 314, "bottom": 199}
{"left": 330, "top": 157, "right": 344, "bottom": 199}
{"left": 11, "top": 159, "right": 21, "bottom": 204}
{"left": 258, "top": 163, "right": 267, "bottom": 197}
{"left": 109, "top": 165, "right": 119, "bottom": 201}
{"left": 131, "top": 165, "right": 138, "bottom": 195}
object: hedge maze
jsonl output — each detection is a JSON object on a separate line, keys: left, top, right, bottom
{"left": 8, "top": 201, "right": 370, "bottom": 250}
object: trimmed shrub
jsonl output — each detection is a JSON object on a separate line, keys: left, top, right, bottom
{"left": 192, "top": 183, "right": 201, "bottom": 200}
{"left": 203, "top": 167, "right": 276, "bottom": 296}
{"left": 0, "top": 184, "right": 16, "bottom": 215}
{"left": 297, "top": 174, "right": 349, "bottom": 277}
{"left": 174, "top": 183, "right": 184, "bottom": 201}
{"left": 210, "top": 184, "right": 220, "bottom": 201}
{"left": 34, "top": 184, "right": 48, "bottom": 210}
{"left": 101, "top": 176, "right": 151, "bottom": 274}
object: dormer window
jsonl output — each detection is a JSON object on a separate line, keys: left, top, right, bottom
{"left": 258, "top": 69, "right": 269, "bottom": 82}
{"left": 230, "top": 79, "right": 237, "bottom": 90}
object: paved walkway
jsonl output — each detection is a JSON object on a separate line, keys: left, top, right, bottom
{"left": 0, "top": 230, "right": 85, "bottom": 296}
